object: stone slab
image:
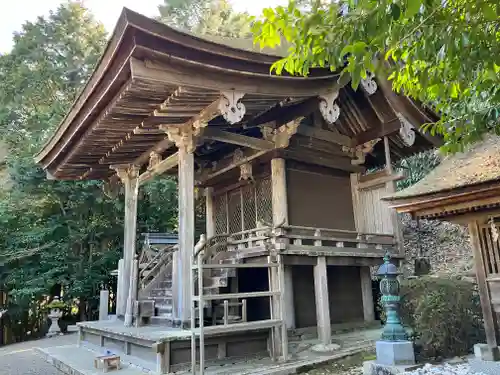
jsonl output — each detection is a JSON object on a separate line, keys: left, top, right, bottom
{"left": 469, "top": 358, "right": 500, "bottom": 375}
{"left": 375, "top": 341, "right": 416, "bottom": 366}
{"left": 363, "top": 360, "right": 422, "bottom": 375}
{"left": 35, "top": 345, "right": 153, "bottom": 375}
{"left": 473, "top": 343, "right": 500, "bottom": 361}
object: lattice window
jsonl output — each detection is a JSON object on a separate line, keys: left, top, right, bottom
{"left": 480, "top": 224, "right": 500, "bottom": 276}
{"left": 256, "top": 177, "right": 272, "bottom": 226}
{"left": 214, "top": 193, "right": 228, "bottom": 235}
{"left": 228, "top": 190, "right": 242, "bottom": 236}
{"left": 213, "top": 176, "right": 273, "bottom": 236}
{"left": 242, "top": 184, "right": 256, "bottom": 231}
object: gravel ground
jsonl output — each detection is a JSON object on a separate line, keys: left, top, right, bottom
{"left": 0, "top": 333, "right": 75, "bottom": 375}
{"left": 405, "top": 363, "right": 484, "bottom": 375}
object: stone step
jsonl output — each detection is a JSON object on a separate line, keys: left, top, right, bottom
{"left": 156, "top": 304, "right": 173, "bottom": 314}
{"left": 150, "top": 288, "right": 172, "bottom": 297}
{"left": 150, "top": 314, "right": 173, "bottom": 326}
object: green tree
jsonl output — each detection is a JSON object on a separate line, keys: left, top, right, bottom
{"left": 0, "top": 2, "right": 106, "bottom": 155}
{"left": 158, "top": 0, "right": 253, "bottom": 37}
{"left": 253, "top": 0, "right": 500, "bottom": 152}
{"left": 0, "top": 2, "right": 179, "bottom": 336}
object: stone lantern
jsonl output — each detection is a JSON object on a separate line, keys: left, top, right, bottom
{"left": 376, "top": 252, "right": 408, "bottom": 342}
{"left": 47, "top": 297, "right": 64, "bottom": 337}
{"left": 363, "top": 251, "right": 415, "bottom": 374}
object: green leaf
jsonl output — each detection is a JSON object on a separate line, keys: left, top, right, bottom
{"left": 406, "top": 0, "right": 422, "bottom": 18}
{"left": 391, "top": 3, "right": 401, "bottom": 21}
{"left": 482, "top": 4, "right": 497, "bottom": 21}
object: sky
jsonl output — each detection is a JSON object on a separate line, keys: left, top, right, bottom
{"left": 0, "top": 0, "right": 286, "bottom": 53}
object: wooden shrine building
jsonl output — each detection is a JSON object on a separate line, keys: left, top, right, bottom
{"left": 385, "top": 135, "right": 500, "bottom": 361}
{"left": 35, "top": 8, "right": 440, "bottom": 373}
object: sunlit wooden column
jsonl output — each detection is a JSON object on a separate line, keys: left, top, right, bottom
{"left": 270, "top": 158, "right": 289, "bottom": 358}
{"left": 205, "top": 187, "right": 215, "bottom": 238}
{"left": 164, "top": 127, "right": 196, "bottom": 328}
{"left": 113, "top": 165, "right": 139, "bottom": 326}
{"left": 314, "top": 256, "right": 331, "bottom": 346}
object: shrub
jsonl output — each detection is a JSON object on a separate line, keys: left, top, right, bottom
{"left": 380, "top": 276, "right": 485, "bottom": 361}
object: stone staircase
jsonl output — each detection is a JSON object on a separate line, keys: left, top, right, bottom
{"left": 138, "top": 233, "right": 243, "bottom": 326}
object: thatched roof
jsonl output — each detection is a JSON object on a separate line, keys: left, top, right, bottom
{"left": 390, "top": 134, "right": 500, "bottom": 200}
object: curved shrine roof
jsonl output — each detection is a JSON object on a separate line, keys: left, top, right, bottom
{"left": 34, "top": 8, "right": 440, "bottom": 181}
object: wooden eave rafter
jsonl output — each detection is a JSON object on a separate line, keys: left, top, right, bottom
{"left": 34, "top": 7, "right": 441, "bottom": 181}
{"left": 386, "top": 182, "right": 500, "bottom": 220}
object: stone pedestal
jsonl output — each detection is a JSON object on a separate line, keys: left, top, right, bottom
{"left": 99, "top": 290, "right": 109, "bottom": 321}
{"left": 375, "top": 341, "right": 415, "bottom": 366}
{"left": 364, "top": 341, "right": 416, "bottom": 375}
{"left": 474, "top": 343, "right": 500, "bottom": 361}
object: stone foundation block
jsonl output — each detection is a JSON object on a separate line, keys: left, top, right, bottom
{"left": 375, "top": 341, "right": 415, "bottom": 366}
{"left": 473, "top": 343, "right": 500, "bottom": 361}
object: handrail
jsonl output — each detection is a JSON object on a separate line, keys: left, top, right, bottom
{"left": 138, "top": 245, "right": 177, "bottom": 297}
{"left": 282, "top": 225, "right": 395, "bottom": 238}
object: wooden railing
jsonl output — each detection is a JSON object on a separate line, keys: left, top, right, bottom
{"left": 282, "top": 225, "right": 395, "bottom": 250}
{"left": 226, "top": 227, "right": 271, "bottom": 251}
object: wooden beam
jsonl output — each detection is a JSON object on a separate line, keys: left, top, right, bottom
{"left": 138, "top": 152, "right": 179, "bottom": 186}
{"left": 200, "top": 128, "right": 275, "bottom": 151}
{"left": 283, "top": 149, "right": 364, "bottom": 173}
{"left": 196, "top": 148, "right": 269, "bottom": 185}
{"left": 355, "top": 117, "right": 400, "bottom": 145}
{"left": 296, "top": 124, "right": 353, "bottom": 147}
{"left": 131, "top": 57, "right": 342, "bottom": 97}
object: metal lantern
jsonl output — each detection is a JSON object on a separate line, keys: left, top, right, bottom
{"left": 376, "top": 251, "right": 408, "bottom": 342}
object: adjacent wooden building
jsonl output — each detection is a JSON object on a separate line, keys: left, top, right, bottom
{"left": 35, "top": 8, "right": 440, "bottom": 373}
{"left": 385, "top": 135, "right": 500, "bottom": 360}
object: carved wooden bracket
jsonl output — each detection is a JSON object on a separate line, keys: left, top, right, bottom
{"left": 161, "top": 125, "right": 199, "bottom": 154}
{"left": 396, "top": 112, "right": 415, "bottom": 146}
{"left": 259, "top": 117, "right": 302, "bottom": 149}
{"left": 219, "top": 91, "right": 246, "bottom": 124}
{"left": 147, "top": 151, "right": 162, "bottom": 171}
{"left": 343, "top": 138, "right": 381, "bottom": 165}
{"left": 111, "top": 164, "right": 139, "bottom": 182}
{"left": 360, "top": 72, "right": 377, "bottom": 96}
{"left": 319, "top": 91, "right": 340, "bottom": 124}
{"left": 233, "top": 148, "right": 254, "bottom": 181}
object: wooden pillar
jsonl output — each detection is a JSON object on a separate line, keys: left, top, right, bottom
{"left": 469, "top": 221, "right": 499, "bottom": 353}
{"left": 271, "top": 158, "right": 288, "bottom": 226}
{"left": 314, "top": 256, "right": 331, "bottom": 345}
{"left": 360, "top": 266, "right": 375, "bottom": 322}
{"left": 270, "top": 158, "right": 289, "bottom": 359}
{"left": 384, "top": 136, "right": 404, "bottom": 255}
{"left": 205, "top": 187, "right": 215, "bottom": 238}
{"left": 114, "top": 165, "right": 139, "bottom": 326}
{"left": 116, "top": 258, "right": 125, "bottom": 317}
{"left": 173, "top": 144, "right": 195, "bottom": 326}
